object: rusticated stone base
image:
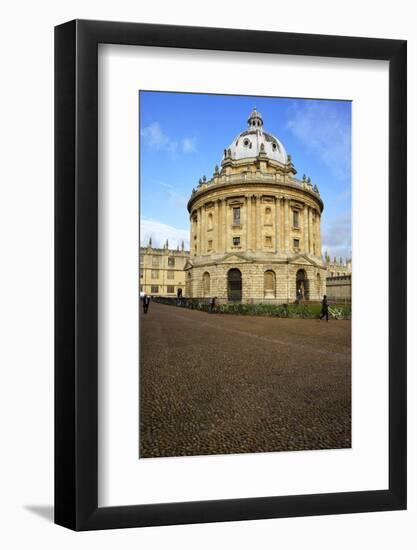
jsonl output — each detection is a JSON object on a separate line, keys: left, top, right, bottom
{"left": 185, "top": 253, "right": 327, "bottom": 303}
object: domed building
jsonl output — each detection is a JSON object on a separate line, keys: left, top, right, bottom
{"left": 184, "top": 109, "right": 327, "bottom": 303}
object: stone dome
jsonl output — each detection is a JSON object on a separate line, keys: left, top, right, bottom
{"left": 226, "top": 108, "right": 288, "bottom": 165}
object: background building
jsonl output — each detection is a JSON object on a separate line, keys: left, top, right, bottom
{"left": 184, "top": 109, "right": 327, "bottom": 303}
{"left": 324, "top": 253, "right": 352, "bottom": 302}
{"left": 140, "top": 240, "right": 188, "bottom": 296}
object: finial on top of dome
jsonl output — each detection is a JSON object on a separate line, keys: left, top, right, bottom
{"left": 247, "top": 108, "right": 263, "bottom": 128}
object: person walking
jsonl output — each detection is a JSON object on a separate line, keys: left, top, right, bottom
{"left": 210, "top": 296, "right": 217, "bottom": 313}
{"left": 319, "top": 294, "right": 329, "bottom": 321}
{"left": 143, "top": 294, "right": 150, "bottom": 314}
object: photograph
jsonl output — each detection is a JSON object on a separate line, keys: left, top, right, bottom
{"left": 139, "top": 92, "right": 352, "bottom": 458}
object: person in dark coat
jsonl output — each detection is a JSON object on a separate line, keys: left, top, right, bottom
{"left": 143, "top": 294, "right": 151, "bottom": 314}
{"left": 210, "top": 296, "right": 217, "bottom": 313}
{"left": 319, "top": 295, "right": 329, "bottom": 321}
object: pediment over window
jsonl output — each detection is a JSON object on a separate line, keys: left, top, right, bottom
{"left": 289, "top": 253, "right": 322, "bottom": 267}
{"left": 222, "top": 252, "right": 253, "bottom": 264}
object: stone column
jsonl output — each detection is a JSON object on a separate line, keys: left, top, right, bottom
{"left": 274, "top": 197, "right": 279, "bottom": 253}
{"left": 283, "top": 198, "right": 289, "bottom": 252}
{"left": 217, "top": 199, "right": 223, "bottom": 253}
{"left": 214, "top": 200, "right": 219, "bottom": 253}
{"left": 189, "top": 215, "right": 193, "bottom": 256}
{"left": 201, "top": 205, "right": 205, "bottom": 255}
{"left": 256, "top": 195, "right": 262, "bottom": 250}
{"left": 317, "top": 212, "right": 322, "bottom": 258}
{"left": 251, "top": 195, "right": 256, "bottom": 251}
{"left": 198, "top": 207, "right": 202, "bottom": 255}
{"left": 223, "top": 199, "right": 228, "bottom": 252}
{"left": 246, "top": 195, "right": 251, "bottom": 251}
{"left": 303, "top": 205, "right": 308, "bottom": 253}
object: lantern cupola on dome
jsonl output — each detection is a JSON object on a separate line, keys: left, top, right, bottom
{"left": 226, "top": 108, "right": 288, "bottom": 165}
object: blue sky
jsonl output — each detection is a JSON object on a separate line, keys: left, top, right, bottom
{"left": 139, "top": 91, "right": 351, "bottom": 260}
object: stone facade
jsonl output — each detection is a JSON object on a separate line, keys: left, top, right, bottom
{"left": 140, "top": 242, "right": 188, "bottom": 296}
{"left": 184, "top": 109, "right": 328, "bottom": 303}
{"left": 326, "top": 275, "right": 352, "bottom": 302}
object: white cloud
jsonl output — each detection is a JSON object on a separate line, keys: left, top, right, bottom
{"left": 140, "top": 122, "right": 177, "bottom": 154}
{"left": 141, "top": 122, "right": 196, "bottom": 156}
{"left": 155, "top": 181, "right": 188, "bottom": 209}
{"left": 321, "top": 211, "right": 351, "bottom": 260}
{"left": 140, "top": 218, "right": 189, "bottom": 250}
{"left": 286, "top": 102, "right": 350, "bottom": 181}
{"left": 181, "top": 137, "right": 197, "bottom": 153}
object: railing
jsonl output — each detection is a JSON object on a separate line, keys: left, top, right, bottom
{"left": 153, "top": 296, "right": 212, "bottom": 311}
{"left": 190, "top": 172, "right": 321, "bottom": 199}
{"left": 152, "top": 296, "right": 351, "bottom": 318}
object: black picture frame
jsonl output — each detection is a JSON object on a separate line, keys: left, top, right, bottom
{"left": 55, "top": 19, "right": 407, "bottom": 531}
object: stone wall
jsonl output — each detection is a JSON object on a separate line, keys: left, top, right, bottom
{"left": 186, "top": 260, "right": 327, "bottom": 303}
{"left": 326, "top": 275, "right": 352, "bottom": 302}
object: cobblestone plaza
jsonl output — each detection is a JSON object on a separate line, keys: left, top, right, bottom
{"left": 140, "top": 303, "right": 351, "bottom": 458}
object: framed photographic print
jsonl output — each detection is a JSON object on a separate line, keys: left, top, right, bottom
{"left": 55, "top": 20, "right": 406, "bottom": 530}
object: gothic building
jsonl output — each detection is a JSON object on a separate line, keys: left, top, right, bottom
{"left": 183, "top": 109, "right": 327, "bottom": 303}
{"left": 140, "top": 240, "right": 188, "bottom": 297}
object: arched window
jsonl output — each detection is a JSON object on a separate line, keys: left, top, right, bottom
{"left": 207, "top": 212, "right": 213, "bottom": 231}
{"left": 264, "top": 270, "right": 276, "bottom": 298}
{"left": 203, "top": 272, "right": 210, "bottom": 296}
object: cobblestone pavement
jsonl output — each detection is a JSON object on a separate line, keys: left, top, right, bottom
{"left": 140, "top": 303, "right": 351, "bottom": 458}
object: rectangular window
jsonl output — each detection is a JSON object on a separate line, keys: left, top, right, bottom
{"left": 293, "top": 210, "right": 299, "bottom": 228}
{"left": 151, "top": 269, "right": 159, "bottom": 279}
{"left": 168, "top": 257, "right": 175, "bottom": 267}
{"left": 151, "top": 256, "right": 160, "bottom": 267}
{"left": 265, "top": 235, "right": 272, "bottom": 247}
{"left": 207, "top": 239, "right": 213, "bottom": 251}
{"left": 167, "top": 285, "right": 175, "bottom": 293}
{"left": 151, "top": 286, "right": 159, "bottom": 293}
{"left": 233, "top": 236, "right": 241, "bottom": 246}
{"left": 167, "top": 270, "right": 175, "bottom": 279}
{"left": 233, "top": 207, "right": 241, "bottom": 225}
{"left": 293, "top": 238, "right": 300, "bottom": 250}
